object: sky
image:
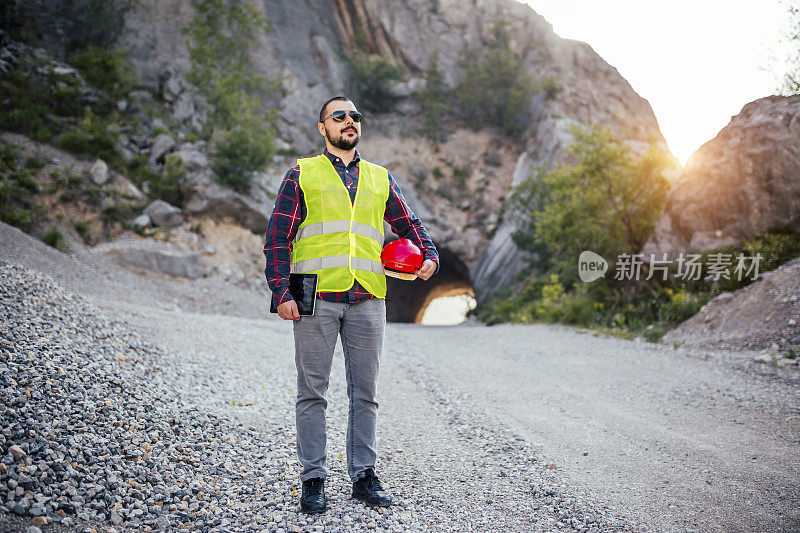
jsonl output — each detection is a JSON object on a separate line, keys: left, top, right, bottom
{"left": 523, "top": 0, "right": 792, "bottom": 164}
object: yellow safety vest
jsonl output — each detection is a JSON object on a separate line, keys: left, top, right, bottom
{"left": 291, "top": 154, "right": 389, "bottom": 298}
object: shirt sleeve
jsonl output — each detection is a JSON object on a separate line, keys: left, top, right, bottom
{"left": 384, "top": 172, "right": 440, "bottom": 273}
{"left": 264, "top": 165, "right": 303, "bottom": 304}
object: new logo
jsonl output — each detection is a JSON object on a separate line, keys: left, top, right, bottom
{"left": 578, "top": 250, "right": 608, "bottom": 282}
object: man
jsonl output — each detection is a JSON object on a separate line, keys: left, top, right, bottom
{"left": 263, "top": 96, "right": 438, "bottom": 514}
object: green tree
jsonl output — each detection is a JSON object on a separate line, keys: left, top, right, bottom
{"left": 455, "top": 21, "right": 537, "bottom": 137}
{"left": 346, "top": 52, "right": 405, "bottom": 113}
{"left": 419, "top": 50, "right": 449, "bottom": 141}
{"left": 184, "top": 0, "right": 277, "bottom": 192}
{"left": 510, "top": 125, "right": 676, "bottom": 282}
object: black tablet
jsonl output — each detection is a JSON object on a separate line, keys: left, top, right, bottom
{"left": 270, "top": 273, "right": 318, "bottom": 316}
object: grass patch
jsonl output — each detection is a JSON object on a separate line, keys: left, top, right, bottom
{"left": 54, "top": 109, "right": 122, "bottom": 166}
{"left": 451, "top": 164, "right": 471, "bottom": 188}
{"left": 41, "top": 227, "right": 68, "bottom": 252}
{"left": 101, "top": 203, "right": 139, "bottom": 225}
{"left": 72, "top": 219, "right": 89, "bottom": 242}
{"left": 0, "top": 139, "right": 43, "bottom": 233}
{"left": 24, "top": 155, "right": 47, "bottom": 170}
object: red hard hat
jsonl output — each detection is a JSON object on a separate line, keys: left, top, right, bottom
{"left": 381, "top": 238, "right": 423, "bottom": 280}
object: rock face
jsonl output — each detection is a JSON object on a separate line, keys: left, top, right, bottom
{"left": 644, "top": 96, "right": 800, "bottom": 259}
{"left": 92, "top": 240, "right": 203, "bottom": 279}
{"left": 148, "top": 133, "right": 176, "bottom": 165}
{"left": 184, "top": 171, "right": 271, "bottom": 235}
{"left": 664, "top": 258, "right": 800, "bottom": 352}
{"left": 115, "top": 0, "right": 665, "bottom": 315}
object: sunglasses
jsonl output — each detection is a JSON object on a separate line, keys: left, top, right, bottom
{"left": 322, "top": 110, "right": 363, "bottom": 123}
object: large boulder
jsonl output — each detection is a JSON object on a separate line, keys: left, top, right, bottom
{"left": 184, "top": 171, "right": 270, "bottom": 235}
{"left": 144, "top": 200, "right": 184, "bottom": 227}
{"left": 171, "top": 143, "right": 210, "bottom": 171}
{"left": 149, "top": 133, "right": 176, "bottom": 165}
{"left": 643, "top": 95, "right": 800, "bottom": 258}
{"left": 92, "top": 239, "right": 203, "bottom": 279}
{"left": 89, "top": 159, "right": 109, "bottom": 185}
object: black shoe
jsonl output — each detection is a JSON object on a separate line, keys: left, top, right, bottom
{"left": 300, "top": 477, "right": 326, "bottom": 514}
{"left": 352, "top": 468, "right": 392, "bottom": 507}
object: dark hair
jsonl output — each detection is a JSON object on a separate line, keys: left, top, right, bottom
{"left": 319, "top": 96, "right": 352, "bottom": 123}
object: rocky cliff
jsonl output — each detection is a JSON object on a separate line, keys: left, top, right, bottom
{"left": 643, "top": 95, "right": 800, "bottom": 258}
{"left": 116, "top": 0, "right": 665, "bottom": 317}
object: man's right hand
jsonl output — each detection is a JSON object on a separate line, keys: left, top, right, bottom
{"left": 277, "top": 299, "right": 301, "bottom": 321}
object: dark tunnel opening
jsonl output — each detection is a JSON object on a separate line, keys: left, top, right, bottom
{"left": 385, "top": 247, "right": 473, "bottom": 323}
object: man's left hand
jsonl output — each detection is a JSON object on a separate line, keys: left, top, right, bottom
{"left": 415, "top": 259, "right": 436, "bottom": 281}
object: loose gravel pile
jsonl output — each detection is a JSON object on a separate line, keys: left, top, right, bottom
{"left": 665, "top": 257, "right": 800, "bottom": 355}
{"left": 0, "top": 262, "right": 301, "bottom": 532}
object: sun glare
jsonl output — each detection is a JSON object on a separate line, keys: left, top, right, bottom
{"left": 524, "top": 0, "right": 789, "bottom": 168}
{"left": 420, "top": 294, "right": 477, "bottom": 326}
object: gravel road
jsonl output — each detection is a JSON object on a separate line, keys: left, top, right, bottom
{"left": 2, "top": 222, "right": 799, "bottom": 532}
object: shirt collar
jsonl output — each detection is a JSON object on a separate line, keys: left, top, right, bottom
{"left": 323, "top": 147, "right": 360, "bottom": 167}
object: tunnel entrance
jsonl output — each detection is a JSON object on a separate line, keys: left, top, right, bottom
{"left": 385, "top": 247, "right": 473, "bottom": 323}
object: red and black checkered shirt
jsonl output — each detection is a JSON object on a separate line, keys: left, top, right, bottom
{"left": 263, "top": 149, "right": 439, "bottom": 305}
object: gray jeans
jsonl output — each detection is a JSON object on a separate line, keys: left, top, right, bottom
{"left": 292, "top": 298, "right": 386, "bottom": 482}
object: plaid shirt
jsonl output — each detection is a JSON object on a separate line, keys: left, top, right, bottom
{"left": 264, "top": 149, "right": 439, "bottom": 304}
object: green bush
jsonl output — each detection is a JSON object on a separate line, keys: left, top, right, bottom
{"left": 41, "top": 227, "right": 68, "bottom": 252}
{"left": 0, "top": 40, "right": 134, "bottom": 147}
{"left": 72, "top": 219, "right": 89, "bottom": 241}
{"left": 419, "top": 51, "right": 448, "bottom": 141}
{"left": 653, "top": 287, "right": 707, "bottom": 324}
{"left": 24, "top": 155, "right": 46, "bottom": 169}
{"left": 101, "top": 202, "right": 139, "bottom": 226}
{"left": 81, "top": 187, "right": 103, "bottom": 206}
{"left": 0, "top": 68, "right": 61, "bottom": 141}
{"left": 780, "top": 3, "right": 800, "bottom": 94}
{"left": 454, "top": 22, "right": 537, "bottom": 137}
{"left": 54, "top": 109, "right": 121, "bottom": 165}
{"left": 66, "top": 171, "right": 83, "bottom": 189}
{"left": 510, "top": 125, "right": 676, "bottom": 286}
{"left": 0, "top": 140, "right": 42, "bottom": 233}
{"left": 126, "top": 155, "right": 187, "bottom": 207}
{"left": 451, "top": 164, "right": 471, "bottom": 187}
{"left": 540, "top": 77, "right": 560, "bottom": 99}
{"left": 69, "top": 45, "right": 138, "bottom": 99}
{"left": 557, "top": 288, "right": 595, "bottom": 327}
{"left": 346, "top": 52, "right": 405, "bottom": 113}
{"left": 743, "top": 231, "right": 800, "bottom": 272}
{"left": 212, "top": 123, "right": 274, "bottom": 193}
{"left": 184, "top": 0, "right": 277, "bottom": 191}
{"left": 473, "top": 126, "right": 708, "bottom": 340}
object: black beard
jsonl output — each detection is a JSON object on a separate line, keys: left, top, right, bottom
{"left": 327, "top": 127, "right": 359, "bottom": 150}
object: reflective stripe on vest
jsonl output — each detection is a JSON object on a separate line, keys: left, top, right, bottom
{"left": 293, "top": 219, "right": 383, "bottom": 246}
{"left": 291, "top": 155, "right": 390, "bottom": 297}
{"left": 290, "top": 255, "right": 384, "bottom": 275}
